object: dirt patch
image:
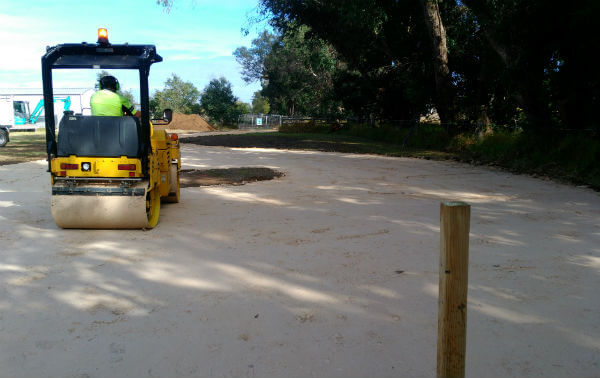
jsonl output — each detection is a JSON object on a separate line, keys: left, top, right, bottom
{"left": 154, "top": 113, "right": 216, "bottom": 132}
{"left": 180, "top": 167, "right": 284, "bottom": 187}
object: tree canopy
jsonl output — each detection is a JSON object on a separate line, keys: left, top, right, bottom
{"left": 243, "top": 0, "right": 599, "bottom": 129}
{"left": 251, "top": 91, "right": 270, "bottom": 114}
{"left": 235, "top": 27, "right": 340, "bottom": 117}
{"left": 200, "top": 77, "right": 242, "bottom": 125}
{"left": 150, "top": 74, "right": 201, "bottom": 116}
{"left": 161, "top": 0, "right": 599, "bottom": 130}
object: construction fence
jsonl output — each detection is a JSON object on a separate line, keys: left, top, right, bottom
{"left": 238, "top": 115, "right": 349, "bottom": 129}
{"left": 238, "top": 114, "right": 283, "bottom": 129}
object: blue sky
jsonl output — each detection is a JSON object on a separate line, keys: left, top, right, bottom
{"left": 0, "top": 0, "right": 263, "bottom": 103}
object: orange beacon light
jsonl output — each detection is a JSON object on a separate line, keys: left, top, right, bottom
{"left": 97, "top": 28, "right": 109, "bottom": 44}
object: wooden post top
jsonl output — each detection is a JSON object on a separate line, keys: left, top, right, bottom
{"left": 441, "top": 201, "right": 470, "bottom": 207}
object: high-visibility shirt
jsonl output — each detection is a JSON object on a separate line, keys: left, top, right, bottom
{"left": 90, "top": 89, "right": 136, "bottom": 116}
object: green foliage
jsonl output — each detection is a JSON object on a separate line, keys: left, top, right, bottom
{"left": 279, "top": 121, "right": 331, "bottom": 134}
{"left": 456, "top": 130, "right": 600, "bottom": 188}
{"left": 465, "top": 131, "right": 522, "bottom": 163}
{"left": 279, "top": 120, "right": 451, "bottom": 150}
{"left": 233, "top": 31, "right": 278, "bottom": 84}
{"left": 265, "top": 26, "right": 340, "bottom": 116}
{"left": 256, "top": 0, "right": 600, "bottom": 130}
{"left": 251, "top": 91, "right": 270, "bottom": 114}
{"left": 156, "top": 0, "right": 171, "bottom": 11}
{"left": 235, "top": 101, "right": 252, "bottom": 115}
{"left": 200, "top": 77, "right": 240, "bottom": 125}
{"left": 235, "top": 26, "right": 341, "bottom": 117}
{"left": 447, "top": 133, "right": 477, "bottom": 152}
{"left": 257, "top": 0, "right": 434, "bottom": 120}
{"left": 119, "top": 89, "right": 136, "bottom": 107}
{"left": 150, "top": 74, "right": 201, "bottom": 116}
{"left": 338, "top": 123, "right": 449, "bottom": 150}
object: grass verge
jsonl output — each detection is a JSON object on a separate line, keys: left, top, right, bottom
{"left": 184, "top": 132, "right": 454, "bottom": 160}
{"left": 454, "top": 130, "right": 600, "bottom": 189}
{"left": 0, "top": 130, "right": 46, "bottom": 166}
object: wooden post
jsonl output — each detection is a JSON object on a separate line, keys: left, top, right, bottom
{"left": 438, "top": 201, "right": 471, "bottom": 378}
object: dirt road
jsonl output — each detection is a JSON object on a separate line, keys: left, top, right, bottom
{"left": 1, "top": 144, "right": 598, "bottom": 377}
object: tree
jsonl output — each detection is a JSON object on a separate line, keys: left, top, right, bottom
{"left": 200, "top": 77, "right": 240, "bottom": 125}
{"left": 420, "top": 0, "right": 456, "bottom": 124}
{"left": 457, "top": 0, "right": 600, "bottom": 130}
{"left": 165, "top": 0, "right": 600, "bottom": 130}
{"left": 150, "top": 74, "right": 201, "bottom": 116}
{"left": 119, "top": 89, "right": 136, "bottom": 107}
{"left": 156, "top": 0, "right": 171, "bottom": 10}
{"left": 251, "top": 91, "right": 270, "bottom": 114}
{"left": 235, "top": 26, "right": 341, "bottom": 117}
{"left": 235, "top": 101, "right": 252, "bottom": 115}
{"left": 257, "top": 0, "right": 434, "bottom": 120}
{"left": 233, "top": 31, "right": 278, "bottom": 84}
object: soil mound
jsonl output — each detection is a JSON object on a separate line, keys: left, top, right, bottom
{"left": 154, "top": 113, "right": 216, "bottom": 132}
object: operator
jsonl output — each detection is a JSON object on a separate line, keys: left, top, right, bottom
{"left": 90, "top": 75, "right": 141, "bottom": 118}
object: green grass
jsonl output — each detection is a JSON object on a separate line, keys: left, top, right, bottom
{"left": 457, "top": 130, "right": 600, "bottom": 189}
{"left": 0, "top": 129, "right": 46, "bottom": 165}
{"left": 287, "top": 123, "right": 600, "bottom": 189}
{"left": 185, "top": 129, "right": 456, "bottom": 160}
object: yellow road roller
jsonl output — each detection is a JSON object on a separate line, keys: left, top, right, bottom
{"left": 41, "top": 29, "right": 180, "bottom": 229}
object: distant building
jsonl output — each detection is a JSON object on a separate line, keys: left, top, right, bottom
{"left": 0, "top": 88, "right": 95, "bottom": 129}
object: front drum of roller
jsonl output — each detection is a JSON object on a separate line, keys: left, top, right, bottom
{"left": 50, "top": 181, "right": 158, "bottom": 229}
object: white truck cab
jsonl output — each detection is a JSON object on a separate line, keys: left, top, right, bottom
{"left": 0, "top": 96, "right": 14, "bottom": 147}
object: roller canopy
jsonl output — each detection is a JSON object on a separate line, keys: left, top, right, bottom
{"left": 42, "top": 41, "right": 159, "bottom": 171}
{"left": 42, "top": 43, "right": 162, "bottom": 69}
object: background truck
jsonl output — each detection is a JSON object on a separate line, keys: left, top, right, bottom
{"left": 0, "top": 96, "right": 21, "bottom": 146}
{"left": 0, "top": 95, "right": 72, "bottom": 137}
{"left": 0, "top": 125, "right": 8, "bottom": 147}
{"left": 1, "top": 96, "right": 31, "bottom": 127}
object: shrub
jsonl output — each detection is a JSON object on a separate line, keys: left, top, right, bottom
{"left": 448, "top": 133, "right": 477, "bottom": 152}
{"left": 467, "top": 130, "right": 521, "bottom": 162}
{"left": 279, "top": 121, "right": 331, "bottom": 134}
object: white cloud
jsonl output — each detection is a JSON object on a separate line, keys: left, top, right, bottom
{"left": 0, "top": 13, "right": 73, "bottom": 71}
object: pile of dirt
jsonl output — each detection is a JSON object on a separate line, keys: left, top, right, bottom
{"left": 154, "top": 113, "right": 217, "bottom": 132}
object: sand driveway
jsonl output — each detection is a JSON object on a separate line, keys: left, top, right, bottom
{"left": 1, "top": 144, "right": 598, "bottom": 377}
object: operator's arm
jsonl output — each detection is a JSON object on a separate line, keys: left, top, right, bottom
{"left": 119, "top": 94, "right": 140, "bottom": 118}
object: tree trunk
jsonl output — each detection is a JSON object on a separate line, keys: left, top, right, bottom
{"left": 420, "top": 0, "right": 456, "bottom": 125}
